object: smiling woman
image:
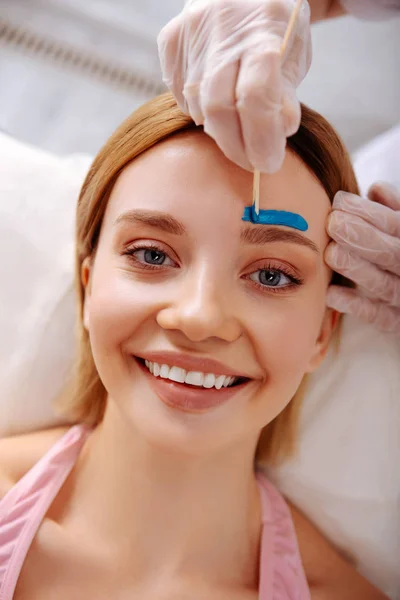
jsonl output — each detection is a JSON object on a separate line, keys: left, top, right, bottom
{"left": 0, "top": 93, "right": 386, "bottom": 600}
{"left": 69, "top": 92, "right": 356, "bottom": 461}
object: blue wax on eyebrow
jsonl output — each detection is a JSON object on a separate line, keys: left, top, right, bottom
{"left": 242, "top": 206, "right": 308, "bottom": 231}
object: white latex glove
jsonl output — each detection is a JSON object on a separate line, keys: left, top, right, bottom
{"left": 157, "top": 0, "right": 312, "bottom": 173}
{"left": 326, "top": 182, "right": 400, "bottom": 334}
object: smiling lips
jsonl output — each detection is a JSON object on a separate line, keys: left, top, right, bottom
{"left": 134, "top": 352, "right": 252, "bottom": 413}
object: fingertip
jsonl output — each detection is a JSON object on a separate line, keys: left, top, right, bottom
{"left": 324, "top": 241, "right": 340, "bottom": 268}
{"left": 257, "top": 146, "right": 286, "bottom": 174}
{"left": 326, "top": 287, "right": 367, "bottom": 322}
{"left": 326, "top": 285, "right": 351, "bottom": 312}
{"left": 326, "top": 209, "right": 345, "bottom": 239}
{"left": 326, "top": 286, "right": 400, "bottom": 332}
{"left": 367, "top": 181, "right": 400, "bottom": 210}
{"left": 202, "top": 114, "right": 253, "bottom": 171}
{"left": 247, "top": 130, "right": 286, "bottom": 173}
{"left": 332, "top": 189, "right": 359, "bottom": 210}
{"left": 325, "top": 242, "right": 360, "bottom": 276}
{"left": 241, "top": 103, "right": 286, "bottom": 173}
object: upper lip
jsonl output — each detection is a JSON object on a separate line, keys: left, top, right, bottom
{"left": 134, "top": 351, "right": 253, "bottom": 379}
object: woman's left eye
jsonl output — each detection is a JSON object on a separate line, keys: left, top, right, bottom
{"left": 124, "top": 246, "right": 175, "bottom": 267}
{"left": 249, "top": 268, "right": 294, "bottom": 289}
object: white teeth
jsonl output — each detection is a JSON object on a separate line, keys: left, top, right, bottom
{"left": 215, "top": 375, "right": 226, "bottom": 390}
{"left": 142, "top": 360, "right": 240, "bottom": 390}
{"left": 153, "top": 362, "right": 160, "bottom": 377}
{"left": 185, "top": 371, "right": 204, "bottom": 386}
{"left": 168, "top": 366, "right": 186, "bottom": 383}
{"left": 160, "top": 364, "right": 170, "bottom": 378}
{"left": 203, "top": 373, "right": 216, "bottom": 388}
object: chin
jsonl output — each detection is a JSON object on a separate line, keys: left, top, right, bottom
{"left": 108, "top": 380, "right": 245, "bottom": 458}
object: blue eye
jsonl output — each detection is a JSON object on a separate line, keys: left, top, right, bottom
{"left": 124, "top": 245, "right": 175, "bottom": 268}
{"left": 141, "top": 248, "right": 166, "bottom": 265}
{"left": 249, "top": 269, "right": 292, "bottom": 288}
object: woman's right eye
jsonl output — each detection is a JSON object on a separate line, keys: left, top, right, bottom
{"left": 125, "top": 246, "right": 176, "bottom": 268}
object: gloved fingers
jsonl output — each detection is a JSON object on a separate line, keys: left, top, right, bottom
{"left": 201, "top": 59, "right": 251, "bottom": 170}
{"left": 327, "top": 211, "right": 400, "bottom": 277}
{"left": 332, "top": 188, "right": 400, "bottom": 238}
{"left": 327, "top": 286, "right": 400, "bottom": 334}
{"left": 157, "top": 15, "right": 187, "bottom": 111}
{"left": 232, "top": 0, "right": 310, "bottom": 172}
{"left": 326, "top": 242, "right": 400, "bottom": 307}
{"left": 368, "top": 181, "right": 400, "bottom": 211}
{"left": 197, "top": 0, "right": 251, "bottom": 168}
{"left": 182, "top": 2, "right": 213, "bottom": 124}
{"left": 205, "top": 0, "right": 287, "bottom": 172}
{"left": 236, "top": 45, "right": 286, "bottom": 173}
{"left": 158, "top": 0, "right": 312, "bottom": 173}
{"left": 158, "top": 1, "right": 215, "bottom": 120}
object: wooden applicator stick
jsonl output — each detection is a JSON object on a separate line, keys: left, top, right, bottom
{"left": 253, "top": 0, "right": 303, "bottom": 217}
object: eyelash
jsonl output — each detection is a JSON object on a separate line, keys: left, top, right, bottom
{"left": 122, "top": 243, "right": 304, "bottom": 293}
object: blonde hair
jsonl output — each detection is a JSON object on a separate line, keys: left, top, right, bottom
{"left": 59, "top": 92, "right": 359, "bottom": 465}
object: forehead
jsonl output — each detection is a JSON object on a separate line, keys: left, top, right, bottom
{"left": 104, "top": 131, "right": 331, "bottom": 249}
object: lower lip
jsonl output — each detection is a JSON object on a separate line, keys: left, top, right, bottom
{"left": 134, "top": 358, "right": 250, "bottom": 413}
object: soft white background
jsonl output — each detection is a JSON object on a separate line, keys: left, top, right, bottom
{"left": 0, "top": 0, "right": 399, "bottom": 155}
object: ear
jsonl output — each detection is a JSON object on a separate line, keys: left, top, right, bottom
{"left": 81, "top": 256, "right": 92, "bottom": 332}
{"left": 306, "top": 308, "right": 340, "bottom": 373}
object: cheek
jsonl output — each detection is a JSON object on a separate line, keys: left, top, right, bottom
{"left": 87, "top": 268, "right": 156, "bottom": 355}
{"left": 253, "top": 285, "right": 328, "bottom": 384}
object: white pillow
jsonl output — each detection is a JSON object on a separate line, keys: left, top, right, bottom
{"left": 267, "top": 317, "right": 400, "bottom": 599}
{"left": 0, "top": 132, "right": 91, "bottom": 434}
{"left": 0, "top": 128, "right": 399, "bottom": 598}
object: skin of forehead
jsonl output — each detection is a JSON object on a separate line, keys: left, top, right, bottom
{"left": 105, "top": 130, "right": 330, "bottom": 252}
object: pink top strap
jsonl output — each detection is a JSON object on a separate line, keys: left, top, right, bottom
{"left": 0, "top": 426, "right": 309, "bottom": 600}
{"left": 0, "top": 425, "right": 90, "bottom": 600}
{"left": 256, "top": 471, "right": 311, "bottom": 600}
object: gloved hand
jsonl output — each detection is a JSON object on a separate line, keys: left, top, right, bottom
{"left": 157, "top": 0, "right": 312, "bottom": 174}
{"left": 326, "top": 182, "right": 400, "bottom": 334}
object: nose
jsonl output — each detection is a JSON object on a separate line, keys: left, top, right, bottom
{"left": 156, "top": 267, "right": 242, "bottom": 343}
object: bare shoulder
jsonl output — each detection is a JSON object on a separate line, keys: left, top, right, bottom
{"left": 288, "top": 501, "right": 389, "bottom": 599}
{"left": 0, "top": 426, "right": 70, "bottom": 499}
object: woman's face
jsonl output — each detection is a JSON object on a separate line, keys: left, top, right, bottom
{"left": 82, "top": 131, "right": 336, "bottom": 455}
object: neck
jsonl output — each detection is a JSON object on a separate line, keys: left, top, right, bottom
{"left": 59, "top": 401, "right": 262, "bottom": 590}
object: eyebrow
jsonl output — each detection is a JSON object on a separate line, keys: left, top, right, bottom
{"left": 114, "top": 209, "right": 319, "bottom": 253}
{"left": 240, "top": 226, "right": 319, "bottom": 254}
{"left": 114, "top": 209, "right": 187, "bottom": 235}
